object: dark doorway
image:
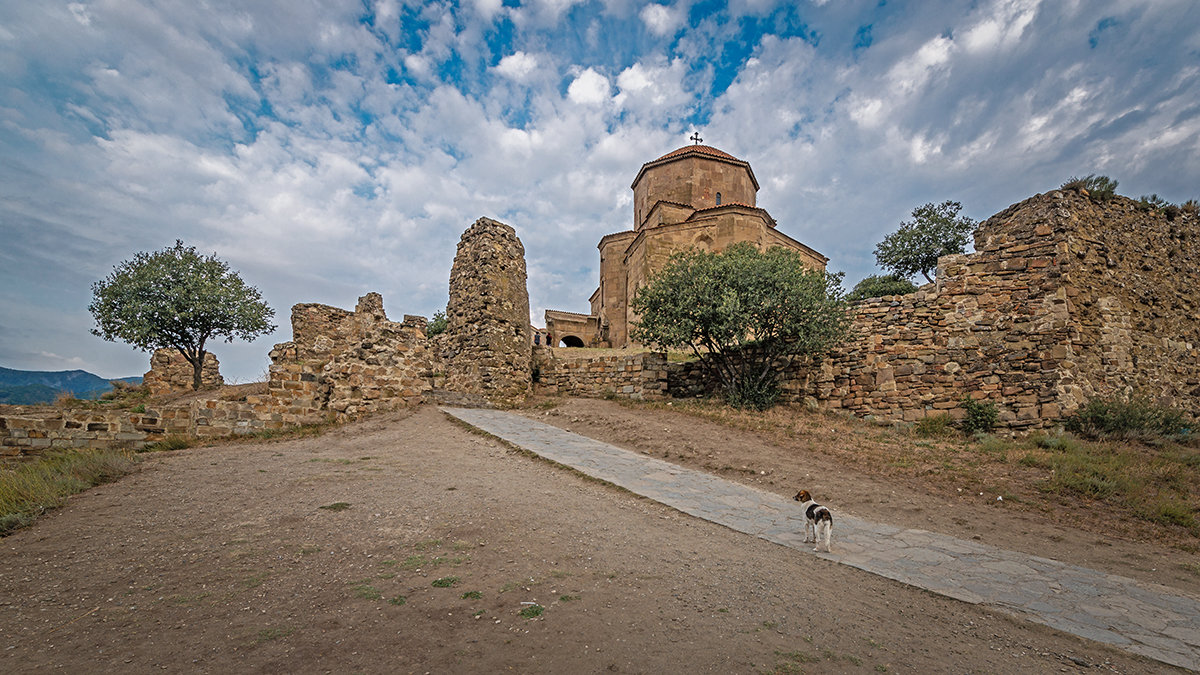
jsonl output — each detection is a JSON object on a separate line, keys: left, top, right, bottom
{"left": 560, "top": 335, "right": 585, "bottom": 347}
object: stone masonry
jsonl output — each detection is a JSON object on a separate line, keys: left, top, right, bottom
{"left": 269, "top": 293, "right": 434, "bottom": 420}
{"left": 440, "top": 217, "right": 531, "bottom": 407}
{"left": 143, "top": 348, "right": 223, "bottom": 396}
{"left": 660, "top": 189, "right": 1198, "bottom": 429}
{"left": 532, "top": 347, "right": 669, "bottom": 400}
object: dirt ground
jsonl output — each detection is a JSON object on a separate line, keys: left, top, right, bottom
{"left": 0, "top": 402, "right": 1192, "bottom": 673}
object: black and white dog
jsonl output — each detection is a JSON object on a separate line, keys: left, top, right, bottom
{"left": 793, "top": 489, "right": 833, "bottom": 553}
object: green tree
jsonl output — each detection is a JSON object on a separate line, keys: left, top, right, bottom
{"left": 89, "top": 240, "right": 276, "bottom": 390}
{"left": 846, "top": 274, "right": 918, "bottom": 301}
{"left": 874, "top": 200, "right": 977, "bottom": 283}
{"left": 426, "top": 310, "right": 448, "bottom": 336}
{"left": 631, "top": 243, "right": 850, "bottom": 410}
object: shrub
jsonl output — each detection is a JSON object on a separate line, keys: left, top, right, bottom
{"left": 847, "top": 274, "right": 919, "bottom": 301}
{"left": 914, "top": 413, "right": 955, "bottom": 438}
{"left": 724, "top": 377, "right": 779, "bottom": 412}
{"left": 1064, "top": 396, "right": 1189, "bottom": 441}
{"left": 426, "top": 310, "right": 448, "bottom": 337}
{"left": 1061, "top": 174, "right": 1118, "bottom": 202}
{"left": 1182, "top": 199, "right": 1199, "bottom": 216}
{"left": 1136, "top": 194, "right": 1168, "bottom": 212}
{"left": 960, "top": 397, "right": 999, "bottom": 435}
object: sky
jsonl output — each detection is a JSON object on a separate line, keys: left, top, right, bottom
{"left": 2, "top": 0, "right": 1198, "bottom": 382}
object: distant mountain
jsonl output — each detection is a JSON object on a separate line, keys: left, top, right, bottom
{"left": 0, "top": 366, "right": 142, "bottom": 405}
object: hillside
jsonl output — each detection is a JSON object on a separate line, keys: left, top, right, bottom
{"left": 0, "top": 366, "right": 141, "bottom": 404}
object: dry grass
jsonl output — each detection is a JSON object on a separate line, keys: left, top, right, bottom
{"left": 1, "top": 449, "right": 139, "bottom": 535}
{"left": 621, "top": 397, "right": 1200, "bottom": 545}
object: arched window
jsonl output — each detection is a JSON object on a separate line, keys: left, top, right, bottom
{"left": 715, "top": 192, "right": 722, "bottom": 205}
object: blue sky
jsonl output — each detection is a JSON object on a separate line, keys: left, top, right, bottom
{"left": 2, "top": 0, "right": 1198, "bottom": 382}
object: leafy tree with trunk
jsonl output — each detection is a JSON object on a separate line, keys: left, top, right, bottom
{"left": 631, "top": 242, "right": 850, "bottom": 410}
{"left": 847, "top": 274, "right": 918, "bottom": 301}
{"left": 874, "top": 200, "right": 977, "bottom": 283}
{"left": 89, "top": 240, "right": 276, "bottom": 391}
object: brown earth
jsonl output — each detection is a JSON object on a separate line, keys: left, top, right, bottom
{"left": 0, "top": 401, "right": 1193, "bottom": 674}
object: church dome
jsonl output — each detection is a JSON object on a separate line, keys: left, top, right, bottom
{"left": 631, "top": 142, "right": 759, "bottom": 229}
{"left": 650, "top": 144, "right": 741, "bottom": 163}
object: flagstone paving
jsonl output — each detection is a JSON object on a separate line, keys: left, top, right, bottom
{"left": 443, "top": 407, "right": 1200, "bottom": 671}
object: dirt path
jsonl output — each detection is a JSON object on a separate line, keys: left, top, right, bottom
{"left": 0, "top": 405, "right": 1186, "bottom": 673}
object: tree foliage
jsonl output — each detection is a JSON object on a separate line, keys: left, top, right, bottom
{"left": 846, "top": 274, "right": 918, "bottom": 302}
{"left": 631, "top": 243, "right": 850, "bottom": 410}
{"left": 89, "top": 241, "right": 276, "bottom": 390}
{"left": 874, "top": 200, "right": 977, "bottom": 283}
{"left": 426, "top": 310, "right": 448, "bottom": 336}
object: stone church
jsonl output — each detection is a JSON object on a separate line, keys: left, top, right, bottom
{"left": 544, "top": 142, "right": 827, "bottom": 348}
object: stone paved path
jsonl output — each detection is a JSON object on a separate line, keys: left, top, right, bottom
{"left": 443, "top": 407, "right": 1200, "bottom": 671}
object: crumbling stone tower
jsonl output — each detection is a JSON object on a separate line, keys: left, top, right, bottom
{"left": 442, "top": 217, "right": 532, "bottom": 407}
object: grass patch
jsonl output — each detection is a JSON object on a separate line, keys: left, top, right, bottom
{"left": 351, "top": 583, "right": 382, "bottom": 600}
{"left": 318, "top": 502, "right": 351, "bottom": 511}
{"left": 166, "top": 592, "right": 211, "bottom": 606}
{"left": 431, "top": 576, "right": 459, "bottom": 588}
{"left": 139, "top": 435, "right": 194, "bottom": 453}
{"left": 913, "top": 414, "right": 955, "bottom": 438}
{"left": 461, "top": 590, "right": 482, "bottom": 599}
{"left": 518, "top": 603, "right": 544, "bottom": 619}
{"left": 0, "top": 448, "right": 138, "bottom": 536}
{"left": 388, "top": 595, "right": 407, "bottom": 606}
{"left": 1064, "top": 396, "right": 1190, "bottom": 442}
{"left": 559, "top": 594, "right": 579, "bottom": 602}
{"left": 400, "top": 555, "right": 432, "bottom": 570}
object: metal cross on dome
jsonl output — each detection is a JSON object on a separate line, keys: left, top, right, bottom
{"left": 690, "top": 131, "right": 702, "bottom": 145}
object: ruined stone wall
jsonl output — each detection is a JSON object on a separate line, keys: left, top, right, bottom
{"left": 532, "top": 348, "right": 669, "bottom": 400}
{"left": 659, "top": 191, "right": 1199, "bottom": 429}
{"left": 441, "top": 217, "right": 531, "bottom": 407}
{"left": 771, "top": 192, "right": 1078, "bottom": 428}
{"left": 268, "top": 293, "right": 433, "bottom": 420}
{"left": 143, "top": 349, "right": 223, "bottom": 396}
{"left": 1057, "top": 194, "right": 1200, "bottom": 410}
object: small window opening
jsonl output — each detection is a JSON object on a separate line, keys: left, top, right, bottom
{"left": 715, "top": 192, "right": 722, "bottom": 205}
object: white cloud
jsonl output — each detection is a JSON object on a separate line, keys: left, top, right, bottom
{"left": 639, "top": 3, "right": 682, "bottom": 37}
{"left": 614, "top": 59, "right": 689, "bottom": 113}
{"left": 888, "top": 35, "right": 955, "bottom": 97}
{"left": 567, "top": 67, "right": 611, "bottom": 105}
{"left": 495, "top": 51, "right": 539, "bottom": 81}
{"left": 962, "top": 0, "right": 1040, "bottom": 53}
{"left": 471, "top": 0, "right": 504, "bottom": 21}
{"left": 2, "top": 0, "right": 1198, "bottom": 382}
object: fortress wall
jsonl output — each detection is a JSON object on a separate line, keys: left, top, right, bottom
{"left": 1057, "top": 195, "right": 1200, "bottom": 412}
{"left": 789, "top": 192, "right": 1080, "bottom": 428}
{"left": 532, "top": 348, "right": 669, "bottom": 400}
{"left": 660, "top": 191, "right": 1087, "bottom": 429}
